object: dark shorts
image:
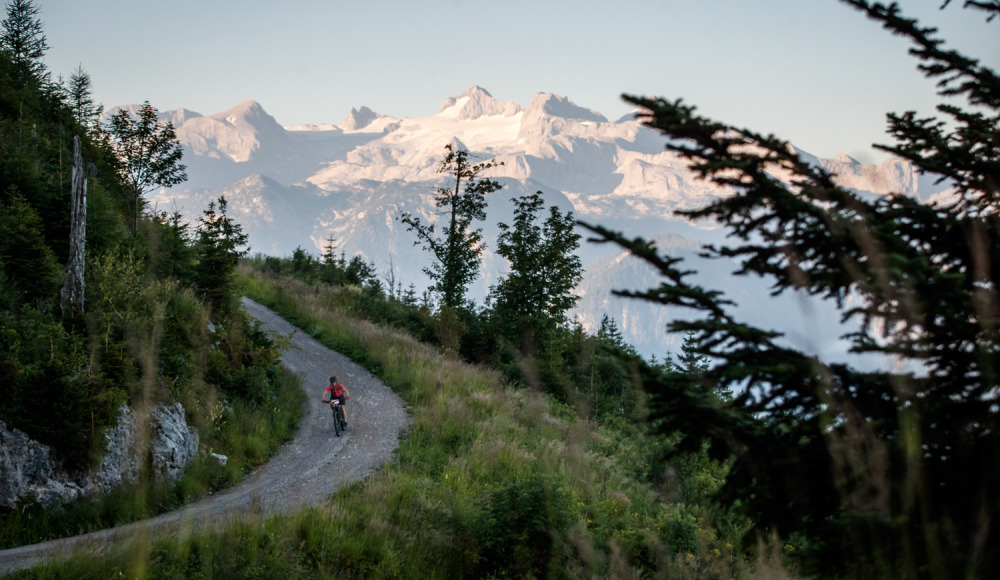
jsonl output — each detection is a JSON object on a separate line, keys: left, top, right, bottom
{"left": 331, "top": 394, "right": 346, "bottom": 406}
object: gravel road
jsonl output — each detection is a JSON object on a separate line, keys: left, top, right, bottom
{"left": 0, "top": 297, "right": 409, "bottom": 575}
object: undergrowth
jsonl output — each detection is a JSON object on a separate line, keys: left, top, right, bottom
{"left": 0, "top": 369, "right": 304, "bottom": 550}
{"left": 10, "top": 268, "right": 793, "bottom": 579}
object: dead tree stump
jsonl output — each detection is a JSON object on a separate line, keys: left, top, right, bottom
{"left": 60, "top": 135, "right": 86, "bottom": 312}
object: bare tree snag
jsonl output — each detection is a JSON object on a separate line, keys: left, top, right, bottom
{"left": 60, "top": 135, "right": 86, "bottom": 312}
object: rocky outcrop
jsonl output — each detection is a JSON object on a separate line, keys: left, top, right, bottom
{"left": 0, "top": 421, "right": 94, "bottom": 507}
{"left": 96, "top": 406, "right": 142, "bottom": 495}
{"left": 151, "top": 403, "right": 200, "bottom": 482}
{"left": 0, "top": 403, "right": 201, "bottom": 508}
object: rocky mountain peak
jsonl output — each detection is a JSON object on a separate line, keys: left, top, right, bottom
{"left": 206, "top": 100, "right": 284, "bottom": 134}
{"left": 524, "top": 93, "right": 607, "bottom": 123}
{"left": 833, "top": 152, "right": 859, "bottom": 164}
{"left": 157, "top": 108, "right": 202, "bottom": 128}
{"left": 101, "top": 104, "right": 203, "bottom": 128}
{"left": 339, "top": 106, "right": 388, "bottom": 131}
{"left": 438, "top": 86, "right": 523, "bottom": 120}
{"left": 230, "top": 99, "right": 266, "bottom": 114}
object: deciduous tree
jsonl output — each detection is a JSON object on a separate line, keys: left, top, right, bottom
{"left": 491, "top": 191, "right": 582, "bottom": 351}
{"left": 102, "top": 101, "right": 187, "bottom": 236}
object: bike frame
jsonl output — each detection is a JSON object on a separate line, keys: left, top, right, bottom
{"left": 329, "top": 399, "right": 346, "bottom": 436}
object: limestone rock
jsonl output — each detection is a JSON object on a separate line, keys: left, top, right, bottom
{"left": 96, "top": 406, "right": 143, "bottom": 494}
{"left": 210, "top": 452, "right": 228, "bottom": 467}
{"left": 0, "top": 420, "right": 93, "bottom": 508}
{"left": 27, "top": 478, "right": 90, "bottom": 506}
{"left": 151, "top": 403, "right": 200, "bottom": 483}
{"left": 0, "top": 402, "right": 202, "bottom": 508}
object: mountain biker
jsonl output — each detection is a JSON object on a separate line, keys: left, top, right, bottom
{"left": 321, "top": 376, "right": 349, "bottom": 427}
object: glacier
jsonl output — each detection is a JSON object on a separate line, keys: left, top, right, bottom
{"left": 128, "top": 86, "right": 953, "bottom": 362}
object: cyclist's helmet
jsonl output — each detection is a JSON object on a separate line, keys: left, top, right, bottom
{"left": 329, "top": 376, "right": 337, "bottom": 384}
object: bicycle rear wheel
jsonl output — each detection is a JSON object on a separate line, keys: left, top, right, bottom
{"left": 333, "top": 407, "right": 341, "bottom": 437}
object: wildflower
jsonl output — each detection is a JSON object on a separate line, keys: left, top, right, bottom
{"left": 784, "top": 544, "right": 795, "bottom": 551}
{"left": 686, "top": 552, "right": 695, "bottom": 559}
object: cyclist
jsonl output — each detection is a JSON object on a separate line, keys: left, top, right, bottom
{"left": 321, "top": 376, "right": 349, "bottom": 427}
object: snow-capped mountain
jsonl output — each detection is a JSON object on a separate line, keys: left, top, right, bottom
{"left": 142, "top": 86, "right": 953, "bottom": 358}
{"left": 337, "top": 106, "right": 399, "bottom": 132}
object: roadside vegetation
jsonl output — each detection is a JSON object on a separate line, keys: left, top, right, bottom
{"left": 0, "top": 0, "right": 994, "bottom": 577}
{"left": 0, "top": 0, "right": 302, "bottom": 549}
{"left": 168, "top": 0, "right": 997, "bottom": 576}
{"left": 14, "top": 268, "right": 774, "bottom": 579}
{"left": 0, "top": 370, "right": 303, "bottom": 550}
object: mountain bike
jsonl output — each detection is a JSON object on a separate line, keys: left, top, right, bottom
{"left": 325, "top": 398, "right": 347, "bottom": 437}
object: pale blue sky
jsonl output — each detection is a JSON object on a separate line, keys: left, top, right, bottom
{"left": 42, "top": 0, "right": 998, "bottom": 163}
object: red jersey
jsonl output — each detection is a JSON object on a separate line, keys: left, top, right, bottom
{"left": 324, "top": 383, "right": 345, "bottom": 398}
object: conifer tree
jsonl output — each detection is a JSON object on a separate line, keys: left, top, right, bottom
{"left": 399, "top": 144, "right": 503, "bottom": 308}
{"left": 157, "top": 208, "right": 196, "bottom": 281}
{"left": 0, "top": 186, "right": 58, "bottom": 301}
{"left": 321, "top": 234, "right": 337, "bottom": 265}
{"left": 0, "top": 0, "right": 47, "bottom": 81}
{"left": 67, "top": 64, "right": 101, "bottom": 130}
{"left": 583, "top": 1, "right": 999, "bottom": 575}
{"left": 403, "top": 283, "right": 418, "bottom": 307}
{"left": 344, "top": 255, "right": 376, "bottom": 286}
{"left": 594, "top": 315, "right": 639, "bottom": 358}
{"left": 291, "top": 246, "right": 310, "bottom": 274}
{"left": 195, "top": 196, "right": 248, "bottom": 314}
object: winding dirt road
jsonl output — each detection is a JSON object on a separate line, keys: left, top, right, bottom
{"left": 0, "top": 297, "right": 409, "bottom": 575}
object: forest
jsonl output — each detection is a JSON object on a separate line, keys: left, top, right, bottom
{"left": 0, "top": 0, "right": 301, "bottom": 549}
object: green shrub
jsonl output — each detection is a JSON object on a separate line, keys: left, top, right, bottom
{"left": 466, "top": 475, "right": 571, "bottom": 579}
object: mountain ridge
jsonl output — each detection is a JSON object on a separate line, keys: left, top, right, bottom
{"left": 144, "top": 86, "right": 954, "bottom": 357}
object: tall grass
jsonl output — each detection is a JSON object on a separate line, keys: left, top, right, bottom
{"left": 13, "top": 268, "right": 792, "bottom": 579}
{"left": 0, "top": 370, "right": 304, "bottom": 550}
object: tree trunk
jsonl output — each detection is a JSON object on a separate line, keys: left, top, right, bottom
{"left": 60, "top": 135, "right": 86, "bottom": 312}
